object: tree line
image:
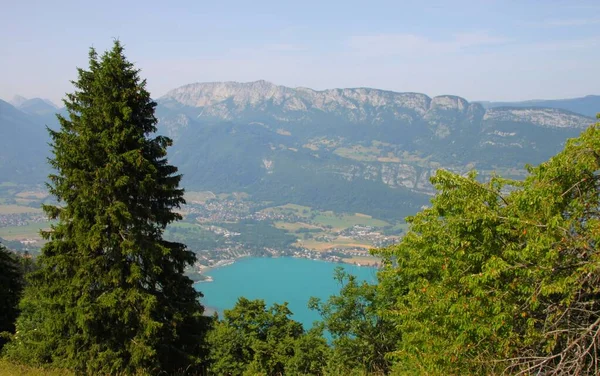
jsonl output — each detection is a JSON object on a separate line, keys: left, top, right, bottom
{"left": 1, "top": 41, "right": 599, "bottom": 375}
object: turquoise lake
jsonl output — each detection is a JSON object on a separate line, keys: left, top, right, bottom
{"left": 195, "top": 257, "right": 377, "bottom": 328}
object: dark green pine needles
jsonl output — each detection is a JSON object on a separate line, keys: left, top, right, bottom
{"left": 4, "top": 41, "right": 208, "bottom": 374}
{"left": 0, "top": 244, "right": 23, "bottom": 352}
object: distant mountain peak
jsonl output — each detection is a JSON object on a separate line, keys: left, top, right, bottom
{"left": 479, "top": 95, "right": 600, "bottom": 118}
{"left": 157, "top": 81, "right": 593, "bottom": 134}
{"left": 160, "top": 81, "right": 490, "bottom": 122}
{"left": 161, "top": 81, "right": 474, "bottom": 107}
{"left": 17, "top": 98, "right": 59, "bottom": 116}
{"left": 9, "top": 95, "right": 28, "bottom": 107}
{"left": 8, "top": 95, "right": 58, "bottom": 112}
{"left": 42, "top": 98, "right": 58, "bottom": 109}
{"left": 173, "top": 80, "right": 279, "bottom": 94}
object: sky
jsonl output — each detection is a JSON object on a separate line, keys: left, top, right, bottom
{"left": 2, "top": 0, "right": 600, "bottom": 105}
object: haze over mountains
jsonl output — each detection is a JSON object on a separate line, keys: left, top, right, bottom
{"left": 479, "top": 95, "right": 600, "bottom": 118}
{"left": 1, "top": 81, "right": 597, "bottom": 220}
{"left": 9, "top": 96, "right": 58, "bottom": 116}
{"left": 0, "top": 99, "right": 51, "bottom": 184}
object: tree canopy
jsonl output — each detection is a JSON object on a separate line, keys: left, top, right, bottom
{"left": 0, "top": 244, "right": 24, "bottom": 351}
{"left": 1, "top": 39, "right": 599, "bottom": 376}
{"left": 207, "top": 297, "right": 329, "bottom": 375}
{"left": 377, "top": 120, "right": 600, "bottom": 374}
{"left": 309, "top": 268, "right": 400, "bottom": 375}
{"left": 4, "top": 41, "right": 207, "bottom": 375}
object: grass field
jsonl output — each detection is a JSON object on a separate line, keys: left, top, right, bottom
{"left": 312, "top": 212, "right": 389, "bottom": 230}
{"left": 377, "top": 155, "right": 402, "bottom": 163}
{"left": 184, "top": 191, "right": 216, "bottom": 204}
{"left": 0, "top": 221, "right": 51, "bottom": 240}
{"left": 15, "top": 191, "right": 48, "bottom": 199}
{"left": 302, "top": 137, "right": 342, "bottom": 152}
{"left": 169, "top": 221, "right": 202, "bottom": 229}
{"left": 265, "top": 204, "right": 392, "bottom": 252}
{"left": 0, "top": 359, "right": 209, "bottom": 375}
{"left": 334, "top": 145, "right": 381, "bottom": 162}
{"left": 273, "top": 221, "right": 321, "bottom": 231}
{"left": 294, "top": 238, "right": 373, "bottom": 251}
{"left": 0, "top": 360, "right": 72, "bottom": 376}
{"left": 264, "top": 205, "right": 389, "bottom": 230}
{"left": 260, "top": 204, "right": 314, "bottom": 218}
{"left": 0, "top": 205, "right": 42, "bottom": 214}
{"left": 302, "top": 143, "right": 319, "bottom": 151}
{"left": 184, "top": 190, "right": 251, "bottom": 204}
{"left": 333, "top": 142, "right": 448, "bottom": 168}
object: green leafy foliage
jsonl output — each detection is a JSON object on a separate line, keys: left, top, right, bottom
{"left": 377, "top": 120, "right": 600, "bottom": 374}
{"left": 310, "top": 268, "right": 400, "bottom": 375}
{"left": 4, "top": 41, "right": 207, "bottom": 374}
{"left": 207, "top": 298, "right": 329, "bottom": 375}
{"left": 1, "top": 44, "right": 598, "bottom": 374}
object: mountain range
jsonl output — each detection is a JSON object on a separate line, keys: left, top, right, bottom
{"left": 479, "top": 95, "right": 600, "bottom": 118}
{"left": 1, "top": 81, "right": 597, "bottom": 220}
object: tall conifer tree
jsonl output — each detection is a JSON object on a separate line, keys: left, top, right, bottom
{"left": 5, "top": 41, "right": 207, "bottom": 374}
{"left": 0, "top": 244, "right": 23, "bottom": 351}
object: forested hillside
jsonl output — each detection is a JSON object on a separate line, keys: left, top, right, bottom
{"left": 1, "top": 80, "right": 594, "bottom": 221}
{"left": 1, "top": 41, "right": 599, "bottom": 376}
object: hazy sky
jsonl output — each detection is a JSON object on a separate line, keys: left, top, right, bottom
{"left": 2, "top": 0, "right": 599, "bottom": 105}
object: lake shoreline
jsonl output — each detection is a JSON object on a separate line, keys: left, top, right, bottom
{"left": 194, "top": 254, "right": 380, "bottom": 284}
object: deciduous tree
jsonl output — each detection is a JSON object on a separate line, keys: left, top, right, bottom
{"left": 207, "top": 298, "right": 328, "bottom": 375}
{"left": 377, "top": 120, "right": 600, "bottom": 374}
{"left": 310, "top": 268, "right": 399, "bottom": 374}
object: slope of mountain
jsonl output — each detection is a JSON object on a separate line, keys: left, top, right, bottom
{"left": 479, "top": 95, "right": 600, "bottom": 118}
{"left": 0, "top": 99, "right": 51, "bottom": 184}
{"left": 0, "top": 82, "right": 596, "bottom": 221}
{"left": 156, "top": 81, "right": 595, "bottom": 220}
{"left": 17, "top": 98, "right": 58, "bottom": 117}
{"left": 9, "top": 95, "right": 28, "bottom": 108}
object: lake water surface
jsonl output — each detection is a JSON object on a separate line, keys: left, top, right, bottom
{"left": 196, "top": 257, "right": 377, "bottom": 328}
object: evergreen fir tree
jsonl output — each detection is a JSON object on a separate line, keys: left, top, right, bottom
{"left": 5, "top": 41, "right": 207, "bottom": 374}
{"left": 0, "top": 244, "right": 23, "bottom": 351}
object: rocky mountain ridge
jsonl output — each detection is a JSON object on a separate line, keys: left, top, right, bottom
{"left": 151, "top": 81, "right": 596, "bottom": 219}
{"left": 160, "top": 80, "right": 591, "bottom": 129}
{"left": 9, "top": 96, "right": 58, "bottom": 116}
{"left": 480, "top": 95, "right": 600, "bottom": 118}
{"left": 1, "top": 82, "right": 597, "bottom": 220}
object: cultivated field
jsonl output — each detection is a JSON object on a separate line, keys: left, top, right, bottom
{"left": 0, "top": 221, "right": 50, "bottom": 241}
{"left": 0, "top": 205, "right": 42, "bottom": 214}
